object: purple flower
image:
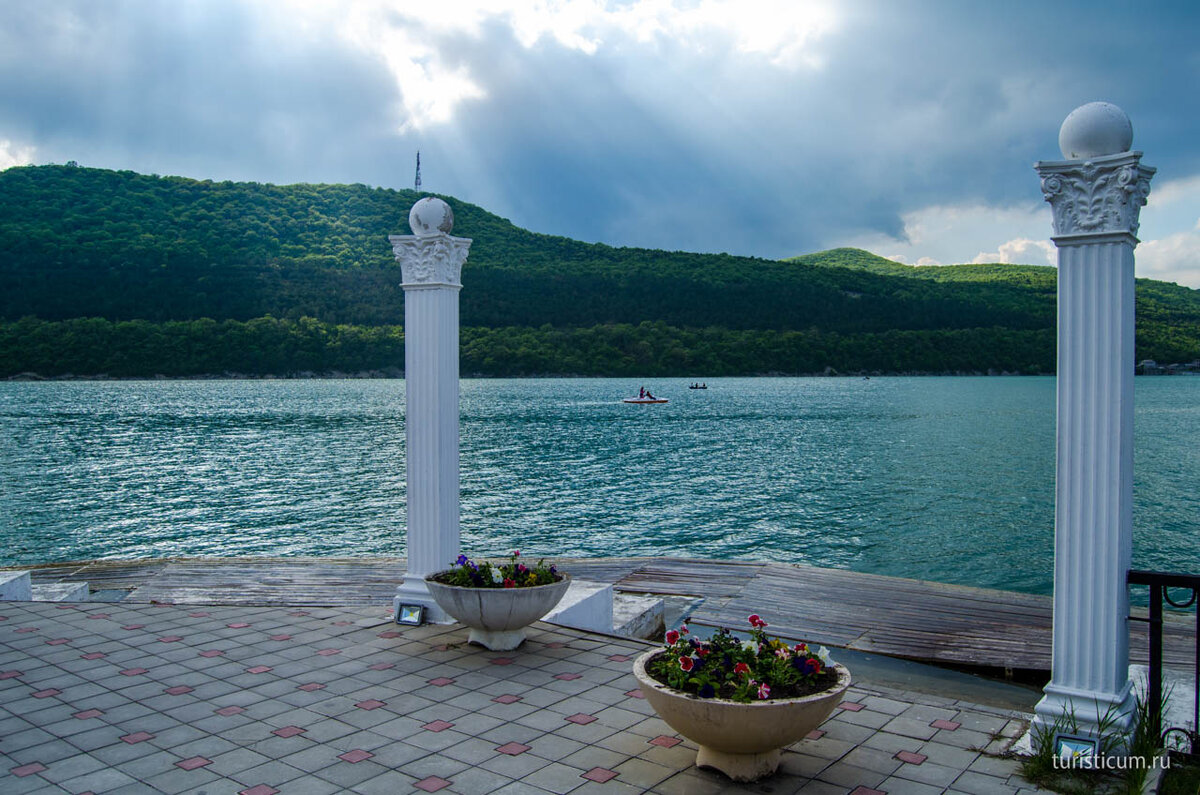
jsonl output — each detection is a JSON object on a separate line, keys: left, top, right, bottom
{"left": 698, "top": 683, "right": 716, "bottom": 698}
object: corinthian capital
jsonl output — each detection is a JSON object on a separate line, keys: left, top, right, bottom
{"left": 388, "top": 234, "right": 472, "bottom": 287}
{"left": 1036, "top": 152, "right": 1155, "bottom": 239}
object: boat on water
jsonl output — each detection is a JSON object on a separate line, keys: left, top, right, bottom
{"left": 688, "top": 383, "right": 708, "bottom": 390}
{"left": 626, "top": 386, "right": 667, "bottom": 404}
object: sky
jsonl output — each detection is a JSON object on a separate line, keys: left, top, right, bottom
{"left": 1, "top": 0, "right": 1198, "bottom": 286}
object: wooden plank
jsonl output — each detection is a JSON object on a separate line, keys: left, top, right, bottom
{"left": 5, "top": 555, "right": 1192, "bottom": 674}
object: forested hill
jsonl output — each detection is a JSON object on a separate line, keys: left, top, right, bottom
{"left": 1, "top": 164, "right": 1198, "bottom": 377}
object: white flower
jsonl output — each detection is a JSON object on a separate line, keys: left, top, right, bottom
{"left": 491, "top": 568, "right": 503, "bottom": 584}
{"left": 817, "top": 646, "right": 834, "bottom": 665}
{"left": 741, "top": 640, "right": 757, "bottom": 653}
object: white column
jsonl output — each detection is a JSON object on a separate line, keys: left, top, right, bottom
{"left": 390, "top": 198, "right": 472, "bottom": 623}
{"left": 1034, "top": 103, "right": 1154, "bottom": 738}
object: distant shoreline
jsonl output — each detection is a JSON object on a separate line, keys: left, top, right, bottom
{"left": 5, "top": 370, "right": 1045, "bottom": 382}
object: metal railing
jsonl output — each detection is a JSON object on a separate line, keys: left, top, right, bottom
{"left": 1127, "top": 569, "right": 1199, "bottom": 749}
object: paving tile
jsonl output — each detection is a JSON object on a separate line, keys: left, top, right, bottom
{"left": 440, "top": 764, "right": 514, "bottom": 795}
{"left": 35, "top": 751, "right": 108, "bottom": 784}
{"left": 816, "top": 760, "right": 889, "bottom": 790}
{"left": 479, "top": 746, "right": 553, "bottom": 779}
{"left": 949, "top": 769, "right": 1022, "bottom": 794}
{"left": 521, "top": 760, "right": 590, "bottom": 794}
{"left": 580, "top": 766, "right": 618, "bottom": 783}
{"left": 876, "top": 776, "right": 947, "bottom": 794}
{"left": 882, "top": 715, "right": 942, "bottom": 740}
{"left": 892, "top": 758, "right": 963, "bottom": 788}
{"left": 840, "top": 745, "right": 904, "bottom": 775}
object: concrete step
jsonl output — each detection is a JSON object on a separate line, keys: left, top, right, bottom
{"left": 31, "top": 582, "right": 90, "bottom": 602}
{"left": 544, "top": 579, "right": 667, "bottom": 641}
{"left": 0, "top": 570, "right": 32, "bottom": 601}
{"left": 545, "top": 580, "right": 613, "bottom": 634}
{"left": 613, "top": 593, "right": 664, "bottom": 640}
{"left": 0, "top": 571, "right": 90, "bottom": 602}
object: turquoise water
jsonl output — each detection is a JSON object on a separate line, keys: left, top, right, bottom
{"left": 1, "top": 377, "right": 1196, "bottom": 594}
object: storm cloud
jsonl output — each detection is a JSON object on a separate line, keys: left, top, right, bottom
{"left": 1, "top": 0, "right": 1197, "bottom": 283}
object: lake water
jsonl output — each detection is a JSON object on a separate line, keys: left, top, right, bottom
{"left": 1, "top": 377, "right": 1196, "bottom": 595}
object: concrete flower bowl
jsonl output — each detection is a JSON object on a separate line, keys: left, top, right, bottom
{"left": 633, "top": 649, "right": 851, "bottom": 782}
{"left": 424, "top": 573, "right": 571, "bottom": 651}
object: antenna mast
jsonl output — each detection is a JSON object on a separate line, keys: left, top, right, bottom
{"left": 414, "top": 151, "right": 422, "bottom": 193}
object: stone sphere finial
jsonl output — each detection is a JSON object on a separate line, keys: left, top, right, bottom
{"left": 1059, "top": 102, "right": 1133, "bottom": 160}
{"left": 409, "top": 197, "right": 454, "bottom": 237}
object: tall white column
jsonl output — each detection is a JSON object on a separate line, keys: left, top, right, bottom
{"left": 1034, "top": 103, "right": 1154, "bottom": 738}
{"left": 390, "top": 198, "right": 471, "bottom": 624}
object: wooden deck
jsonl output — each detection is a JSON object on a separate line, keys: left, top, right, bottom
{"left": 8, "top": 556, "right": 1193, "bottom": 673}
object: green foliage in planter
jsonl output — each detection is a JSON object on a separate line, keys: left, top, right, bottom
{"left": 431, "top": 551, "right": 559, "bottom": 588}
{"left": 646, "top": 615, "right": 839, "bottom": 703}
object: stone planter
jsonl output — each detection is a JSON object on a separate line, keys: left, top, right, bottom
{"left": 633, "top": 649, "right": 851, "bottom": 782}
{"left": 424, "top": 573, "right": 571, "bottom": 651}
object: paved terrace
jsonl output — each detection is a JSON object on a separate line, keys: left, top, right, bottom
{"left": 0, "top": 599, "right": 1036, "bottom": 795}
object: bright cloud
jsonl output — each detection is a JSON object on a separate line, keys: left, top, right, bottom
{"left": 972, "top": 238, "right": 1056, "bottom": 266}
{"left": 1129, "top": 174, "right": 1200, "bottom": 287}
{"left": 1138, "top": 227, "right": 1200, "bottom": 288}
{"left": 843, "top": 202, "right": 1055, "bottom": 268}
{"left": 0, "top": 139, "right": 35, "bottom": 171}
{"left": 849, "top": 185, "right": 1200, "bottom": 288}
{"left": 287, "top": 0, "right": 838, "bottom": 130}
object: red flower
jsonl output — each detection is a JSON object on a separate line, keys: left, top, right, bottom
{"left": 679, "top": 656, "right": 694, "bottom": 672}
{"left": 805, "top": 658, "right": 822, "bottom": 675}
{"left": 513, "top": 550, "right": 520, "bottom": 557}
{"left": 748, "top": 614, "right": 767, "bottom": 629}
{"left": 696, "top": 647, "right": 710, "bottom": 657}
{"left": 679, "top": 624, "right": 689, "bottom": 635}
{"left": 665, "top": 630, "right": 680, "bottom": 645}
{"left": 733, "top": 662, "right": 750, "bottom": 676}
{"left": 757, "top": 682, "right": 771, "bottom": 699}
{"left": 503, "top": 578, "right": 516, "bottom": 588}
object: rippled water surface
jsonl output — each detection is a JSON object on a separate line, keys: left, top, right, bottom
{"left": 2, "top": 377, "right": 1196, "bottom": 594}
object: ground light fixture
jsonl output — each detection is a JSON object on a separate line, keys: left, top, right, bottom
{"left": 396, "top": 604, "right": 426, "bottom": 626}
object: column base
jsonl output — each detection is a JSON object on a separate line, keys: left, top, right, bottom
{"left": 1033, "top": 679, "right": 1136, "bottom": 750}
{"left": 394, "top": 575, "right": 454, "bottom": 625}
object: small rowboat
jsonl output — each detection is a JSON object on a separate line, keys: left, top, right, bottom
{"left": 623, "top": 397, "right": 668, "bottom": 404}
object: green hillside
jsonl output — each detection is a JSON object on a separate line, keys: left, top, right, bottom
{"left": 1, "top": 164, "right": 1197, "bottom": 377}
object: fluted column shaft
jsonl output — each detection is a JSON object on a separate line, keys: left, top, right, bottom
{"left": 389, "top": 231, "right": 471, "bottom": 623}
{"left": 1034, "top": 152, "right": 1154, "bottom": 737}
